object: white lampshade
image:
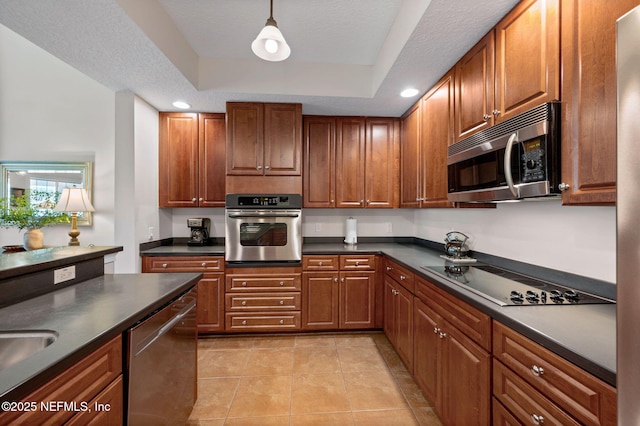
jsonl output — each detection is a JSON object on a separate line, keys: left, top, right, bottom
{"left": 252, "top": 22, "right": 291, "bottom": 61}
{"left": 55, "top": 186, "right": 95, "bottom": 212}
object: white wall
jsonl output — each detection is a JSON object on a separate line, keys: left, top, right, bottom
{"left": 414, "top": 201, "right": 616, "bottom": 283}
{"left": 0, "top": 24, "right": 116, "bottom": 249}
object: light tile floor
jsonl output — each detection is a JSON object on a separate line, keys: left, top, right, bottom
{"left": 188, "top": 332, "right": 443, "bottom": 425}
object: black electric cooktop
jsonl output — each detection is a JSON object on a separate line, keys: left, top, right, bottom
{"left": 421, "top": 263, "right": 615, "bottom": 307}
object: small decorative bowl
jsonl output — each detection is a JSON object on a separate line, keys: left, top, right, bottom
{"left": 2, "top": 245, "right": 26, "bottom": 253}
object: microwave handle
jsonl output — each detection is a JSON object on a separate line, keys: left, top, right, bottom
{"left": 504, "top": 133, "right": 520, "bottom": 198}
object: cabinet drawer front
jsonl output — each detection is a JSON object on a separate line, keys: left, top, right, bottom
{"left": 226, "top": 312, "right": 301, "bottom": 330}
{"left": 303, "top": 255, "right": 339, "bottom": 270}
{"left": 416, "top": 276, "right": 491, "bottom": 351}
{"left": 226, "top": 274, "right": 301, "bottom": 292}
{"left": 384, "top": 259, "right": 415, "bottom": 292}
{"left": 494, "top": 360, "right": 581, "bottom": 426}
{"left": 226, "top": 293, "right": 301, "bottom": 311}
{"left": 143, "top": 256, "right": 224, "bottom": 272}
{"left": 493, "top": 322, "right": 616, "bottom": 426}
{"left": 340, "top": 254, "right": 376, "bottom": 270}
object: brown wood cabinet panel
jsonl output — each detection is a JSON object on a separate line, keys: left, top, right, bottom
{"left": 494, "top": 360, "right": 581, "bottom": 426}
{"left": 264, "top": 103, "right": 302, "bottom": 175}
{"left": 225, "top": 269, "right": 302, "bottom": 292}
{"left": 455, "top": 32, "right": 495, "bottom": 142}
{"left": 303, "top": 116, "right": 336, "bottom": 207}
{"left": 336, "top": 117, "right": 366, "bottom": 208}
{"left": 493, "top": 322, "right": 617, "bottom": 426}
{"left": 339, "top": 271, "right": 375, "bottom": 328}
{"left": 384, "top": 276, "right": 414, "bottom": 371}
{"left": 560, "top": 0, "right": 640, "bottom": 205}
{"left": 340, "top": 254, "right": 376, "bottom": 271}
{"left": 302, "top": 255, "right": 339, "bottom": 271}
{"left": 0, "top": 336, "right": 122, "bottom": 425}
{"left": 384, "top": 258, "right": 415, "bottom": 293}
{"left": 142, "top": 256, "right": 224, "bottom": 273}
{"left": 302, "top": 272, "right": 339, "bottom": 329}
{"left": 492, "top": 397, "right": 523, "bottom": 426}
{"left": 226, "top": 102, "right": 264, "bottom": 175}
{"left": 365, "top": 118, "right": 399, "bottom": 208}
{"left": 226, "top": 292, "right": 301, "bottom": 311}
{"left": 66, "top": 375, "right": 124, "bottom": 426}
{"left": 226, "top": 312, "right": 301, "bottom": 331}
{"left": 413, "top": 298, "right": 442, "bottom": 409}
{"left": 400, "top": 102, "right": 421, "bottom": 208}
{"left": 199, "top": 113, "right": 226, "bottom": 207}
{"left": 494, "top": 0, "right": 560, "bottom": 123}
{"left": 159, "top": 112, "right": 199, "bottom": 207}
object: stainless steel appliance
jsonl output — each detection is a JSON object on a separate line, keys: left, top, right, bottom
{"left": 422, "top": 264, "right": 614, "bottom": 307}
{"left": 225, "top": 194, "right": 302, "bottom": 264}
{"left": 617, "top": 7, "right": 640, "bottom": 423}
{"left": 447, "top": 102, "right": 562, "bottom": 202}
{"left": 187, "top": 217, "right": 211, "bottom": 246}
{"left": 127, "top": 287, "right": 197, "bottom": 425}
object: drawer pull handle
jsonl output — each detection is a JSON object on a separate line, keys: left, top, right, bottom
{"left": 242, "top": 320, "right": 247, "bottom": 325}
{"left": 355, "top": 261, "right": 360, "bottom": 266}
{"left": 280, "top": 300, "right": 284, "bottom": 305}
{"left": 433, "top": 327, "right": 441, "bottom": 334}
{"left": 241, "top": 301, "right": 246, "bottom": 306}
{"left": 319, "top": 261, "right": 323, "bottom": 266}
{"left": 279, "top": 281, "right": 284, "bottom": 286}
{"left": 400, "top": 275, "right": 406, "bottom": 280}
{"left": 162, "top": 263, "right": 168, "bottom": 268}
{"left": 386, "top": 266, "right": 392, "bottom": 271}
{"left": 241, "top": 281, "right": 247, "bottom": 287}
{"left": 279, "top": 320, "right": 284, "bottom": 324}
{"left": 201, "top": 262, "right": 206, "bottom": 267}
{"left": 531, "top": 413, "right": 544, "bottom": 425}
{"left": 531, "top": 365, "right": 545, "bottom": 376}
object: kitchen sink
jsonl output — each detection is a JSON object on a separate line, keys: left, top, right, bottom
{"left": 0, "top": 330, "right": 58, "bottom": 371}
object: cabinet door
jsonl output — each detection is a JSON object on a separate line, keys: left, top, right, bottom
{"left": 560, "top": 0, "right": 639, "bottom": 205}
{"left": 400, "top": 102, "right": 421, "bottom": 208}
{"left": 159, "top": 112, "right": 199, "bottom": 207}
{"left": 264, "top": 103, "right": 302, "bottom": 175}
{"left": 383, "top": 278, "right": 396, "bottom": 341}
{"left": 226, "top": 102, "right": 264, "bottom": 175}
{"left": 199, "top": 113, "right": 226, "bottom": 207}
{"left": 455, "top": 32, "right": 495, "bottom": 142}
{"left": 365, "top": 118, "right": 399, "bottom": 208}
{"left": 494, "top": 0, "right": 560, "bottom": 123}
{"left": 197, "top": 274, "right": 224, "bottom": 332}
{"left": 339, "top": 271, "right": 375, "bottom": 328}
{"left": 302, "top": 272, "right": 339, "bottom": 329}
{"left": 303, "top": 116, "right": 336, "bottom": 207}
{"left": 441, "top": 323, "right": 491, "bottom": 426}
{"left": 394, "top": 282, "right": 414, "bottom": 372}
{"left": 413, "top": 298, "right": 442, "bottom": 412}
{"left": 421, "top": 69, "right": 455, "bottom": 208}
{"left": 336, "top": 117, "right": 366, "bottom": 208}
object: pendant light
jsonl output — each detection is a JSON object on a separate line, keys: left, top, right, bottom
{"left": 251, "top": 0, "right": 291, "bottom": 61}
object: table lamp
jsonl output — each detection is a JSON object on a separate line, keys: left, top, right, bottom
{"left": 55, "top": 185, "right": 95, "bottom": 246}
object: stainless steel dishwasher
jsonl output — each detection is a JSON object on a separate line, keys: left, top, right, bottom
{"left": 127, "top": 287, "right": 197, "bottom": 425}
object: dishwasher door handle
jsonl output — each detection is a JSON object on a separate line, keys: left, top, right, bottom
{"left": 134, "top": 299, "right": 196, "bottom": 357}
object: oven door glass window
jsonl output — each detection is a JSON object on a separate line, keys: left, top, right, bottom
{"left": 240, "top": 223, "right": 288, "bottom": 246}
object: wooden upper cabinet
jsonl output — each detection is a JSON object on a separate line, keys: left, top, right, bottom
{"left": 365, "top": 118, "right": 399, "bottom": 208}
{"left": 303, "top": 116, "right": 336, "bottom": 207}
{"left": 421, "top": 69, "right": 455, "bottom": 208}
{"left": 336, "top": 117, "right": 366, "bottom": 208}
{"left": 494, "top": 0, "right": 560, "bottom": 123}
{"left": 159, "top": 112, "right": 225, "bottom": 207}
{"left": 454, "top": 32, "right": 495, "bottom": 142}
{"left": 400, "top": 102, "right": 421, "bottom": 208}
{"left": 226, "top": 102, "right": 302, "bottom": 176}
{"left": 560, "top": 0, "right": 639, "bottom": 205}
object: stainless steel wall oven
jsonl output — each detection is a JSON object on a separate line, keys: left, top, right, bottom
{"left": 225, "top": 194, "right": 302, "bottom": 264}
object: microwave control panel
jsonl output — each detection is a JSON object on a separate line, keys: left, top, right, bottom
{"left": 521, "top": 138, "right": 546, "bottom": 183}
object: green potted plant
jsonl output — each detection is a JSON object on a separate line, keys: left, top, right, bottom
{"left": 0, "top": 190, "right": 69, "bottom": 250}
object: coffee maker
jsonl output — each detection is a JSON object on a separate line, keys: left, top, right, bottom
{"left": 187, "top": 218, "right": 211, "bottom": 246}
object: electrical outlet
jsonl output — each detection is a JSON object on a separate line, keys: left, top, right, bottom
{"left": 54, "top": 266, "right": 76, "bottom": 284}
{"left": 148, "top": 226, "right": 154, "bottom": 241}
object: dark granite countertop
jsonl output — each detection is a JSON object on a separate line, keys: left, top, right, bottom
{"left": 0, "top": 272, "right": 201, "bottom": 401}
{"left": 140, "top": 241, "right": 616, "bottom": 386}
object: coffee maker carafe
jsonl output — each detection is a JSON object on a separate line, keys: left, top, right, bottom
{"left": 187, "top": 218, "right": 211, "bottom": 246}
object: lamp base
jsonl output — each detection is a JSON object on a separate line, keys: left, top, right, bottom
{"left": 67, "top": 213, "right": 81, "bottom": 246}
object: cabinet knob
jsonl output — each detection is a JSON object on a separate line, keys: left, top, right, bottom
{"left": 360, "top": 200, "right": 364, "bottom": 205}
{"left": 558, "top": 182, "right": 570, "bottom": 192}
{"left": 264, "top": 165, "right": 270, "bottom": 170}
{"left": 241, "top": 301, "right": 247, "bottom": 306}
{"left": 280, "top": 300, "right": 284, "bottom": 305}
{"left": 439, "top": 332, "right": 447, "bottom": 339}
{"left": 201, "top": 262, "right": 206, "bottom": 267}
{"left": 241, "top": 281, "right": 247, "bottom": 287}
{"left": 279, "top": 281, "right": 284, "bottom": 286}
{"left": 386, "top": 266, "right": 392, "bottom": 271}
{"left": 331, "top": 199, "right": 335, "bottom": 203}
{"left": 318, "top": 261, "right": 323, "bottom": 266}
{"left": 279, "top": 320, "right": 284, "bottom": 324}
{"left": 199, "top": 198, "right": 203, "bottom": 202}
{"left": 341, "top": 278, "right": 345, "bottom": 283}
{"left": 531, "top": 365, "right": 545, "bottom": 376}
{"left": 257, "top": 165, "right": 262, "bottom": 170}
{"left": 433, "top": 327, "right": 440, "bottom": 334}
{"left": 355, "top": 261, "right": 360, "bottom": 266}
{"left": 483, "top": 114, "right": 491, "bottom": 121}
{"left": 162, "top": 263, "right": 168, "bottom": 268}
{"left": 492, "top": 109, "right": 501, "bottom": 117}
{"left": 192, "top": 198, "right": 197, "bottom": 202}
{"left": 531, "top": 414, "right": 545, "bottom": 425}
{"left": 242, "top": 320, "right": 247, "bottom": 325}
{"left": 392, "top": 289, "right": 399, "bottom": 296}
{"left": 400, "top": 275, "right": 406, "bottom": 280}
{"left": 334, "top": 278, "right": 339, "bottom": 283}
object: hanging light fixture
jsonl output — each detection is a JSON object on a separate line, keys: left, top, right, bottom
{"left": 251, "top": 0, "right": 291, "bottom": 61}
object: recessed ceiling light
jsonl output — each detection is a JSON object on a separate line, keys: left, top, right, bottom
{"left": 172, "top": 101, "right": 191, "bottom": 109}
{"left": 400, "top": 88, "right": 420, "bottom": 98}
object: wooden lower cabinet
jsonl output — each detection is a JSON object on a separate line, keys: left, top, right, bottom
{"left": 142, "top": 256, "right": 224, "bottom": 333}
{"left": 225, "top": 266, "right": 302, "bottom": 332}
{"left": 413, "top": 298, "right": 491, "bottom": 425}
{"left": 302, "top": 255, "right": 377, "bottom": 330}
{"left": 383, "top": 263, "right": 414, "bottom": 371}
{"left": 0, "top": 336, "right": 123, "bottom": 425}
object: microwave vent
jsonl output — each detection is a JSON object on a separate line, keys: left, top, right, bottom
{"left": 448, "top": 101, "right": 559, "bottom": 157}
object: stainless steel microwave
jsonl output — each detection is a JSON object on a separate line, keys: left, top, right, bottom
{"left": 447, "top": 102, "right": 562, "bottom": 203}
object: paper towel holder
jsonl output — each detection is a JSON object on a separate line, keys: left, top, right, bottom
{"left": 344, "top": 216, "right": 358, "bottom": 245}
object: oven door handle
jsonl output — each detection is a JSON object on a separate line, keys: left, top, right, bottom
{"left": 504, "top": 132, "right": 520, "bottom": 198}
{"left": 228, "top": 213, "right": 300, "bottom": 219}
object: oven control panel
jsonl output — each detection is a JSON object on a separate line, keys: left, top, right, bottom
{"left": 226, "top": 194, "right": 302, "bottom": 209}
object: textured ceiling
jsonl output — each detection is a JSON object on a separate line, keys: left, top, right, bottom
{"left": 0, "top": 0, "right": 520, "bottom": 116}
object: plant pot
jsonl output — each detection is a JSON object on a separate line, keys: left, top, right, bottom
{"left": 23, "top": 228, "right": 44, "bottom": 250}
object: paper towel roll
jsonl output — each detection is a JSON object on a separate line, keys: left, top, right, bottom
{"left": 344, "top": 217, "right": 357, "bottom": 244}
